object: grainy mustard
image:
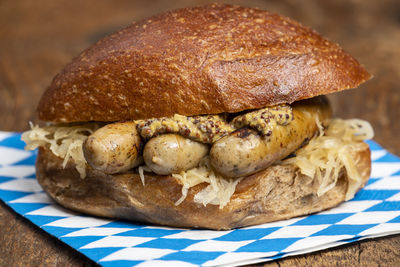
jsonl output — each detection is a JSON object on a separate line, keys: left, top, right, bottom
{"left": 136, "top": 104, "right": 294, "bottom": 143}
{"left": 137, "top": 114, "right": 235, "bottom": 143}
{"left": 232, "top": 105, "right": 293, "bottom": 137}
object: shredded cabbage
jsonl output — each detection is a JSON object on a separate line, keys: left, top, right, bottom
{"left": 21, "top": 122, "right": 99, "bottom": 178}
{"left": 22, "top": 118, "right": 373, "bottom": 208}
{"left": 281, "top": 119, "right": 374, "bottom": 200}
{"left": 138, "top": 165, "right": 152, "bottom": 186}
{"left": 172, "top": 157, "right": 242, "bottom": 209}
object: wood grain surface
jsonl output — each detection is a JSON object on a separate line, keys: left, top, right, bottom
{"left": 0, "top": 0, "right": 399, "bottom": 266}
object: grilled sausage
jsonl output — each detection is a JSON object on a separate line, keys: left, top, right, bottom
{"left": 83, "top": 121, "right": 142, "bottom": 174}
{"left": 210, "top": 97, "right": 332, "bottom": 178}
{"left": 143, "top": 134, "right": 209, "bottom": 175}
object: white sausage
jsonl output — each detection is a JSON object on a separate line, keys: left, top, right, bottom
{"left": 143, "top": 134, "right": 209, "bottom": 175}
{"left": 210, "top": 97, "right": 331, "bottom": 178}
{"left": 83, "top": 121, "right": 142, "bottom": 174}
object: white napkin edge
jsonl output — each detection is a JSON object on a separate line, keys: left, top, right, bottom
{"left": 210, "top": 232, "right": 400, "bottom": 267}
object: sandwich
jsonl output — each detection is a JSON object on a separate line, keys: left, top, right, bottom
{"left": 22, "top": 4, "right": 373, "bottom": 230}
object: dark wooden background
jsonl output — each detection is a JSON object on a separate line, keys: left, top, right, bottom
{"left": 1, "top": 0, "right": 400, "bottom": 266}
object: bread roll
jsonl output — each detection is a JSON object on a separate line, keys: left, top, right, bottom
{"left": 27, "top": 4, "right": 373, "bottom": 230}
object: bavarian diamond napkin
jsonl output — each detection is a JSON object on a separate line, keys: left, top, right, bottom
{"left": 0, "top": 131, "right": 399, "bottom": 266}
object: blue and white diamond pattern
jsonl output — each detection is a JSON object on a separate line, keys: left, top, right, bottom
{"left": 0, "top": 133, "right": 400, "bottom": 266}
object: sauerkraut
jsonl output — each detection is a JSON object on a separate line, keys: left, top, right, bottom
{"left": 172, "top": 157, "right": 242, "bottom": 209}
{"left": 22, "top": 118, "right": 373, "bottom": 209}
{"left": 21, "top": 122, "right": 99, "bottom": 178}
{"left": 137, "top": 156, "right": 241, "bottom": 209}
{"left": 281, "top": 119, "right": 374, "bottom": 200}
{"left": 138, "top": 165, "right": 152, "bottom": 186}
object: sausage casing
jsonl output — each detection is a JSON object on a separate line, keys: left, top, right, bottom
{"left": 210, "top": 96, "right": 332, "bottom": 178}
{"left": 83, "top": 121, "right": 142, "bottom": 174}
{"left": 143, "top": 134, "right": 209, "bottom": 175}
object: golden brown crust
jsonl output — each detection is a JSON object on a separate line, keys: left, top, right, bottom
{"left": 36, "top": 141, "right": 371, "bottom": 230}
{"left": 37, "top": 4, "right": 371, "bottom": 123}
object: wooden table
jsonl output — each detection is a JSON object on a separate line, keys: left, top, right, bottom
{"left": 1, "top": 0, "right": 399, "bottom": 266}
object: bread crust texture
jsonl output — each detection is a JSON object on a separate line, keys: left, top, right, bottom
{"left": 37, "top": 3, "right": 370, "bottom": 123}
{"left": 36, "top": 141, "right": 371, "bottom": 230}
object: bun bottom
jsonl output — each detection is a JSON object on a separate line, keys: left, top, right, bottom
{"left": 36, "top": 143, "right": 371, "bottom": 230}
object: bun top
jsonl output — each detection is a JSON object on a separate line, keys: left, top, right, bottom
{"left": 37, "top": 3, "right": 370, "bottom": 123}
